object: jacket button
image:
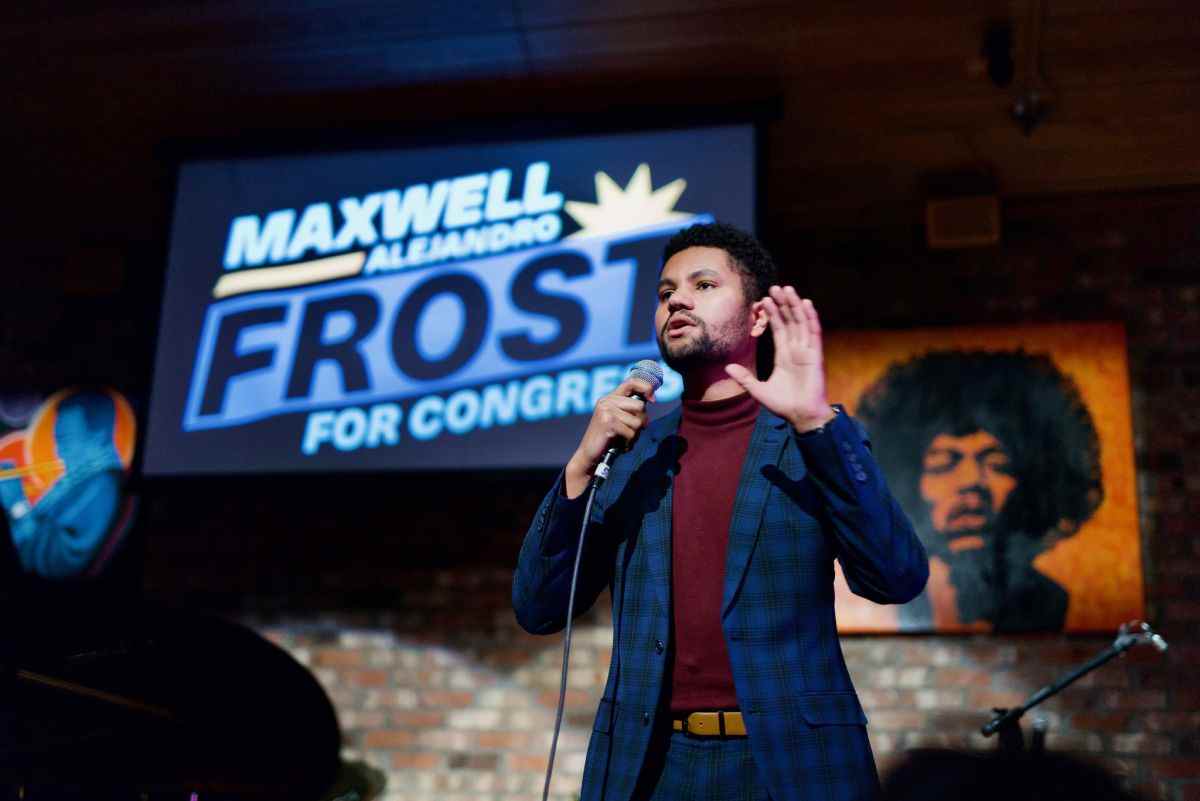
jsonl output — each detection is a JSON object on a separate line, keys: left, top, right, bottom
{"left": 655, "top": 639, "right": 665, "bottom": 654}
{"left": 855, "top": 470, "right": 868, "bottom": 482}
{"left": 642, "top": 712, "right": 651, "bottom": 725}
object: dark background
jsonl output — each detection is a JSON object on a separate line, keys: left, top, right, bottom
{"left": 3, "top": 2, "right": 1198, "bottom": 798}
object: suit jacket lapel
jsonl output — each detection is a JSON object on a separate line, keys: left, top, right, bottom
{"left": 642, "top": 407, "right": 682, "bottom": 615}
{"left": 722, "top": 409, "right": 789, "bottom": 618}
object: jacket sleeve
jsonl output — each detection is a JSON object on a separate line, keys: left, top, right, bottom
{"left": 512, "top": 471, "right": 619, "bottom": 635}
{"left": 793, "top": 406, "right": 929, "bottom": 604}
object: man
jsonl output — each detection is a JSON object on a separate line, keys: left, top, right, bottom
{"left": 854, "top": 350, "right": 1103, "bottom": 632}
{"left": 513, "top": 222, "right": 928, "bottom": 801}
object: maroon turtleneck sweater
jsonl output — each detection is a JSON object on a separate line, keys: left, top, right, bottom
{"left": 669, "top": 390, "right": 759, "bottom": 713}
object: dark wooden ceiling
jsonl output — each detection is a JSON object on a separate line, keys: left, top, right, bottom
{"left": 5, "top": 0, "right": 1200, "bottom": 258}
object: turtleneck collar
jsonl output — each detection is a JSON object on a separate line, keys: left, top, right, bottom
{"left": 680, "top": 390, "right": 759, "bottom": 429}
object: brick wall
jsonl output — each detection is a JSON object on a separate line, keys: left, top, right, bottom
{"left": 243, "top": 569, "right": 1193, "bottom": 801}
{"left": 248, "top": 572, "right": 615, "bottom": 801}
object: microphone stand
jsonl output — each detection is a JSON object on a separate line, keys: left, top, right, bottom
{"left": 981, "top": 621, "right": 1168, "bottom": 754}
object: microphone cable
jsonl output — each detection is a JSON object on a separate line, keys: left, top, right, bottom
{"left": 541, "top": 474, "right": 602, "bottom": 801}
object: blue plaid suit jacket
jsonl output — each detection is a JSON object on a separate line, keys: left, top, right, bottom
{"left": 513, "top": 405, "right": 928, "bottom": 801}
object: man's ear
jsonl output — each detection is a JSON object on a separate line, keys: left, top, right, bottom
{"left": 749, "top": 299, "right": 769, "bottom": 338}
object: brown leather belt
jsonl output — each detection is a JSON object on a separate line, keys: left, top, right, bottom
{"left": 671, "top": 710, "right": 747, "bottom": 737}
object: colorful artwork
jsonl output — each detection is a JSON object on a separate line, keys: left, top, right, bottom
{"left": 0, "top": 388, "right": 136, "bottom": 579}
{"left": 827, "top": 323, "right": 1142, "bottom": 633}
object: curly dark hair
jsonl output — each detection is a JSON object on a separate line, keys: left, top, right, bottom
{"left": 662, "top": 222, "right": 778, "bottom": 306}
{"left": 855, "top": 349, "right": 1103, "bottom": 552}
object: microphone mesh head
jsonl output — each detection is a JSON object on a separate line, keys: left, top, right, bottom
{"left": 627, "top": 359, "right": 665, "bottom": 393}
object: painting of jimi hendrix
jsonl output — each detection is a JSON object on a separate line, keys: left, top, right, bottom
{"left": 827, "top": 323, "right": 1142, "bottom": 633}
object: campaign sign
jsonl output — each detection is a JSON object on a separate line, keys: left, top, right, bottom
{"left": 145, "top": 125, "right": 755, "bottom": 474}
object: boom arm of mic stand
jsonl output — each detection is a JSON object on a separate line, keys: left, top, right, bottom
{"left": 981, "top": 621, "right": 1167, "bottom": 740}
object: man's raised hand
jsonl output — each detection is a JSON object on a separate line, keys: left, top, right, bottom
{"left": 724, "top": 285, "right": 835, "bottom": 433}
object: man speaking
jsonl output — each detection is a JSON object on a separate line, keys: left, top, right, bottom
{"left": 513, "top": 223, "right": 928, "bottom": 801}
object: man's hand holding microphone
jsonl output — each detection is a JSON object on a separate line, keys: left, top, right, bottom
{"left": 564, "top": 361, "right": 663, "bottom": 499}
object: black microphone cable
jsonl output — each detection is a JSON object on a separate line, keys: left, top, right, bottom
{"left": 540, "top": 473, "right": 602, "bottom": 801}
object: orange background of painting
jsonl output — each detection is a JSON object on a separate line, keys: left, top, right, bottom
{"left": 826, "top": 322, "right": 1143, "bottom": 633}
{"left": 0, "top": 388, "right": 136, "bottom": 505}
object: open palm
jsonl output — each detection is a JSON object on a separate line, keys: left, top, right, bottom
{"left": 725, "top": 285, "right": 833, "bottom": 431}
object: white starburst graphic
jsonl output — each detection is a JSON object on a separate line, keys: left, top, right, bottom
{"left": 564, "top": 164, "right": 691, "bottom": 239}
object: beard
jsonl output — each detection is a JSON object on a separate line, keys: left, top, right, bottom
{"left": 939, "top": 527, "right": 1047, "bottom": 627}
{"left": 657, "top": 314, "right": 743, "bottom": 372}
{"left": 659, "top": 326, "right": 716, "bottom": 372}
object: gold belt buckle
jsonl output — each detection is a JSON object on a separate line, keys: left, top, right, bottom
{"left": 677, "top": 711, "right": 746, "bottom": 736}
{"left": 687, "top": 711, "right": 721, "bottom": 735}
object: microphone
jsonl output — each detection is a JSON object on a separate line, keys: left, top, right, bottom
{"left": 592, "top": 359, "right": 664, "bottom": 485}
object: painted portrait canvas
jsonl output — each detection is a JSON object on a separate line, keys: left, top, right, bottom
{"left": 828, "top": 323, "right": 1143, "bottom": 633}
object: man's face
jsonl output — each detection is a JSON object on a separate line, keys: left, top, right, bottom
{"left": 654, "top": 246, "right": 759, "bottom": 372}
{"left": 919, "top": 430, "right": 1017, "bottom": 552}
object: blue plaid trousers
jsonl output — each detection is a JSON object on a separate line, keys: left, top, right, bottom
{"left": 634, "top": 729, "right": 772, "bottom": 801}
